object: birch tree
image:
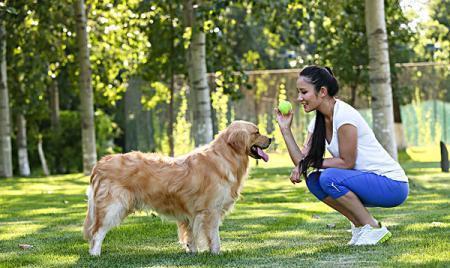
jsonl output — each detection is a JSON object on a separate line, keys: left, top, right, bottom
{"left": 183, "top": 0, "right": 213, "bottom": 146}
{"left": 75, "top": 0, "right": 97, "bottom": 174}
{"left": 0, "top": 20, "right": 13, "bottom": 178}
{"left": 16, "top": 114, "right": 30, "bottom": 176}
{"left": 365, "top": 0, "right": 397, "bottom": 160}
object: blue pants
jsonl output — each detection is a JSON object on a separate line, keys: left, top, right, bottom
{"left": 305, "top": 168, "right": 409, "bottom": 207}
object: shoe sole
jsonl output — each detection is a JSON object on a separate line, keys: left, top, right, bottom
{"left": 353, "top": 231, "right": 392, "bottom": 246}
{"left": 378, "top": 231, "right": 392, "bottom": 244}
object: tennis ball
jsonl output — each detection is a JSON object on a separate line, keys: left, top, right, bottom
{"left": 278, "top": 100, "right": 292, "bottom": 115}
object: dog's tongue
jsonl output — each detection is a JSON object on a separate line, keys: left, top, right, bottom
{"left": 257, "top": 147, "right": 269, "bottom": 162}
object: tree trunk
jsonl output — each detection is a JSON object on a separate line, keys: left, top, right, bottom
{"left": 393, "top": 96, "right": 407, "bottom": 150}
{"left": 49, "top": 79, "right": 64, "bottom": 173}
{"left": 349, "top": 68, "right": 361, "bottom": 107}
{"left": 16, "top": 114, "right": 30, "bottom": 176}
{"left": 124, "top": 77, "right": 140, "bottom": 152}
{"left": 75, "top": 0, "right": 97, "bottom": 175}
{"left": 49, "top": 79, "right": 60, "bottom": 129}
{"left": 183, "top": 0, "right": 213, "bottom": 146}
{"left": 124, "top": 76, "right": 154, "bottom": 152}
{"left": 0, "top": 21, "right": 13, "bottom": 178}
{"left": 38, "top": 135, "right": 49, "bottom": 176}
{"left": 364, "top": 0, "right": 397, "bottom": 160}
{"left": 350, "top": 84, "right": 357, "bottom": 107}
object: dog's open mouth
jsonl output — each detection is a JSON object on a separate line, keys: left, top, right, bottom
{"left": 250, "top": 145, "right": 269, "bottom": 162}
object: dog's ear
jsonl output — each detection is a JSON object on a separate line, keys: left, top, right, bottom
{"left": 227, "top": 130, "right": 248, "bottom": 154}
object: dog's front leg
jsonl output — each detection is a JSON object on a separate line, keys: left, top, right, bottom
{"left": 205, "top": 212, "right": 221, "bottom": 254}
{"left": 191, "top": 212, "right": 212, "bottom": 253}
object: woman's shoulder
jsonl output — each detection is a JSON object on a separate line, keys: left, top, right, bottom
{"left": 335, "top": 99, "right": 359, "bottom": 117}
{"left": 336, "top": 99, "right": 357, "bottom": 110}
{"left": 334, "top": 99, "right": 367, "bottom": 128}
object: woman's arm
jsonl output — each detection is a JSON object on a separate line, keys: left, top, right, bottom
{"left": 280, "top": 128, "right": 309, "bottom": 165}
{"left": 321, "top": 124, "right": 357, "bottom": 169}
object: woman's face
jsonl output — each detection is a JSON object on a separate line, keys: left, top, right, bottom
{"left": 296, "top": 76, "right": 322, "bottom": 113}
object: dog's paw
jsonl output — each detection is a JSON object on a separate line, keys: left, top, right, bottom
{"left": 89, "top": 249, "right": 102, "bottom": 256}
{"left": 185, "top": 243, "right": 198, "bottom": 254}
{"left": 210, "top": 247, "right": 220, "bottom": 255}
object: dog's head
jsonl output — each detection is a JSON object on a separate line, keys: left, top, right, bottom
{"left": 224, "top": 120, "right": 272, "bottom": 162}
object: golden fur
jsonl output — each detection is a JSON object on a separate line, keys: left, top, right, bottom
{"left": 83, "top": 120, "right": 271, "bottom": 256}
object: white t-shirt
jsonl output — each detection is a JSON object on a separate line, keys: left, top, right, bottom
{"left": 307, "top": 99, "right": 408, "bottom": 182}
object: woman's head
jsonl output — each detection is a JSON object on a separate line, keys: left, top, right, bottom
{"left": 298, "top": 65, "right": 339, "bottom": 173}
{"left": 296, "top": 66, "right": 339, "bottom": 113}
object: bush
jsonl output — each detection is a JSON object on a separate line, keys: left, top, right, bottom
{"left": 44, "top": 110, "right": 120, "bottom": 174}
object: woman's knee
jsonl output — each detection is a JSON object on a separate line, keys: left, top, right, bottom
{"left": 305, "top": 171, "right": 321, "bottom": 190}
{"left": 318, "top": 169, "right": 350, "bottom": 199}
{"left": 305, "top": 171, "right": 327, "bottom": 201}
{"left": 318, "top": 168, "right": 340, "bottom": 189}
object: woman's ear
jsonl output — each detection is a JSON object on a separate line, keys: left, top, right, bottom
{"left": 320, "top": 86, "right": 328, "bottom": 97}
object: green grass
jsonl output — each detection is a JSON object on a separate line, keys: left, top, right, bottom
{"left": 1, "top": 152, "right": 449, "bottom": 267}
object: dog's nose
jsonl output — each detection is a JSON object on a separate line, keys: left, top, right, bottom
{"left": 268, "top": 137, "right": 273, "bottom": 143}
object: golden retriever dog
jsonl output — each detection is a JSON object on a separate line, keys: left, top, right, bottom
{"left": 83, "top": 120, "right": 271, "bottom": 256}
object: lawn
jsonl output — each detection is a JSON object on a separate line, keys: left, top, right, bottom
{"left": 0, "top": 152, "right": 449, "bottom": 267}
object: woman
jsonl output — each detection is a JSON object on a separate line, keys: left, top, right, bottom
{"left": 275, "top": 65, "right": 409, "bottom": 246}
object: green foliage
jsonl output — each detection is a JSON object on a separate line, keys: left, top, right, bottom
{"left": 173, "top": 86, "right": 194, "bottom": 155}
{"left": 45, "top": 111, "right": 82, "bottom": 174}
{"left": 88, "top": 0, "right": 152, "bottom": 106}
{"left": 4, "top": 0, "right": 448, "bottom": 175}
{"left": 94, "top": 110, "right": 122, "bottom": 156}
{"left": 211, "top": 72, "right": 230, "bottom": 132}
{"left": 44, "top": 110, "right": 120, "bottom": 174}
{"left": 272, "top": 82, "right": 289, "bottom": 152}
{"left": 5, "top": 0, "right": 79, "bottom": 116}
{"left": 410, "top": 0, "right": 450, "bottom": 62}
{"left": 310, "top": 0, "right": 414, "bottom": 104}
{"left": 135, "top": 1, "right": 186, "bottom": 88}
{"left": 141, "top": 82, "right": 171, "bottom": 110}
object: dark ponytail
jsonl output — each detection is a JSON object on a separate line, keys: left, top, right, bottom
{"left": 299, "top": 66, "right": 339, "bottom": 176}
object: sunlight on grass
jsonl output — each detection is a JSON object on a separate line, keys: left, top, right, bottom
{"left": 406, "top": 144, "right": 447, "bottom": 162}
{"left": 20, "top": 208, "right": 68, "bottom": 217}
{"left": 397, "top": 245, "right": 450, "bottom": 265}
{"left": 407, "top": 199, "right": 448, "bottom": 205}
{"left": 404, "top": 222, "right": 450, "bottom": 231}
{"left": 0, "top": 253, "right": 80, "bottom": 267}
{"left": 0, "top": 222, "right": 45, "bottom": 240}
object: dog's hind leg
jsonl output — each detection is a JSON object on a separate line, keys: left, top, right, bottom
{"left": 90, "top": 225, "right": 108, "bottom": 256}
{"left": 89, "top": 201, "right": 128, "bottom": 256}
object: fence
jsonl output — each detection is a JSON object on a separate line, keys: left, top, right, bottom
{"left": 124, "top": 62, "right": 450, "bottom": 155}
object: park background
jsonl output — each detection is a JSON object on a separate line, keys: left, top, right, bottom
{"left": 0, "top": 0, "right": 449, "bottom": 267}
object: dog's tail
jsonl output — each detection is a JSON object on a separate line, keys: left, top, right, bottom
{"left": 83, "top": 169, "right": 98, "bottom": 241}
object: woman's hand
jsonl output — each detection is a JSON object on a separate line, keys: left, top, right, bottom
{"left": 289, "top": 165, "right": 302, "bottom": 184}
{"left": 274, "top": 108, "right": 294, "bottom": 131}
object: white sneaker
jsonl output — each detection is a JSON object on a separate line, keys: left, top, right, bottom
{"left": 347, "top": 223, "right": 362, "bottom": 245}
{"left": 354, "top": 224, "right": 392, "bottom": 245}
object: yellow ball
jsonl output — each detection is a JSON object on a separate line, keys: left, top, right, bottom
{"left": 278, "top": 100, "right": 292, "bottom": 115}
